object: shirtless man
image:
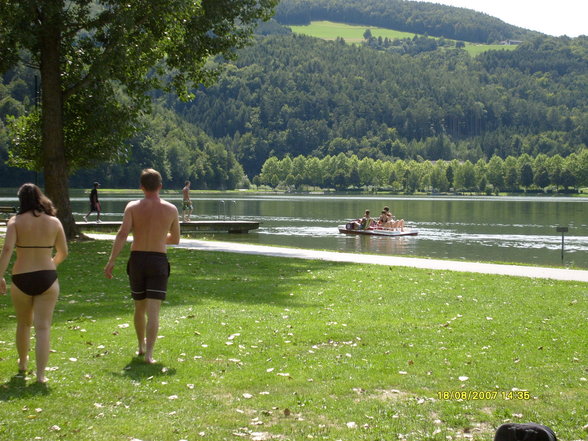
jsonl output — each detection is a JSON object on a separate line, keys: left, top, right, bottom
{"left": 104, "top": 169, "right": 180, "bottom": 363}
{"left": 181, "top": 180, "right": 193, "bottom": 222}
{"left": 383, "top": 206, "right": 405, "bottom": 231}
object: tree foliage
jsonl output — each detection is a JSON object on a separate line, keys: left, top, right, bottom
{"left": 169, "top": 33, "right": 587, "bottom": 177}
{"left": 1, "top": 1, "right": 587, "bottom": 199}
{"left": 0, "top": 0, "right": 277, "bottom": 237}
{"left": 256, "top": 151, "right": 588, "bottom": 193}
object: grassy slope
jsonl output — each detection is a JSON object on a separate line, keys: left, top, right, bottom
{"left": 288, "top": 20, "right": 517, "bottom": 56}
{"left": 0, "top": 240, "right": 586, "bottom": 440}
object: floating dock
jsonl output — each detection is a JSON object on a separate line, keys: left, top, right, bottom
{"left": 76, "top": 220, "right": 259, "bottom": 234}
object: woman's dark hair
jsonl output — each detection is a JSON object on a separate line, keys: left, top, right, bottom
{"left": 17, "top": 183, "right": 57, "bottom": 216}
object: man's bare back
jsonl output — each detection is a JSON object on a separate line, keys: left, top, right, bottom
{"left": 104, "top": 170, "right": 180, "bottom": 278}
{"left": 127, "top": 197, "right": 180, "bottom": 253}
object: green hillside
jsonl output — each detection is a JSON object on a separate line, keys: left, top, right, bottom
{"left": 288, "top": 20, "right": 417, "bottom": 42}
{"left": 287, "top": 20, "right": 518, "bottom": 56}
{"left": 275, "top": 0, "right": 541, "bottom": 43}
{"left": 1, "top": 0, "right": 586, "bottom": 190}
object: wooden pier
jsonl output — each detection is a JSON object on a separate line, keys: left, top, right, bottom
{"left": 76, "top": 220, "right": 260, "bottom": 234}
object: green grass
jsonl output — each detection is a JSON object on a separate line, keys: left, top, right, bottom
{"left": 463, "top": 43, "right": 517, "bottom": 57}
{"left": 288, "top": 20, "right": 518, "bottom": 56}
{"left": 1, "top": 240, "right": 586, "bottom": 440}
{"left": 288, "top": 20, "right": 417, "bottom": 42}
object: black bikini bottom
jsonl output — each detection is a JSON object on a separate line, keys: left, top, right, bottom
{"left": 12, "top": 270, "right": 58, "bottom": 296}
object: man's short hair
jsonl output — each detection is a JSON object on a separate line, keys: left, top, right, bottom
{"left": 141, "top": 168, "right": 162, "bottom": 192}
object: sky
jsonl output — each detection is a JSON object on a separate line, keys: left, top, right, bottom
{"left": 414, "top": 0, "right": 587, "bottom": 37}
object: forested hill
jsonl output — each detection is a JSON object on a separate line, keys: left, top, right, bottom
{"left": 169, "top": 33, "right": 588, "bottom": 177}
{"left": 1, "top": 3, "right": 587, "bottom": 189}
{"left": 275, "top": 0, "right": 541, "bottom": 43}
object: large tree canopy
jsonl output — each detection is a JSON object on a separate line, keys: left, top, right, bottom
{"left": 0, "top": 0, "right": 277, "bottom": 238}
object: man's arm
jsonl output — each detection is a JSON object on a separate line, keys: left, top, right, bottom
{"left": 104, "top": 203, "right": 134, "bottom": 278}
{"left": 166, "top": 209, "right": 181, "bottom": 245}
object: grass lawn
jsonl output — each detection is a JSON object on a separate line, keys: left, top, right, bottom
{"left": 0, "top": 240, "right": 586, "bottom": 440}
{"left": 288, "top": 21, "right": 417, "bottom": 43}
{"left": 288, "top": 21, "right": 518, "bottom": 56}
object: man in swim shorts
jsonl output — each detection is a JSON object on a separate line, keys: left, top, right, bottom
{"left": 104, "top": 169, "right": 180, "bottom": 363}
{"left": 181, "top": 180, "right": 193, "bottom": 222}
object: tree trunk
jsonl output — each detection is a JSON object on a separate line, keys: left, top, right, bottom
{"left": 40, "top": 4, "right": 79, "bottom": 239}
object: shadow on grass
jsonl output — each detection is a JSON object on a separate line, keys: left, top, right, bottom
{"left": 5, "top": 242, "right": 340, "bottom": 328}
{"left": 0, "top": 374, "right": 50, "bottom": 401}
{"left": 112, "top": 356, "right": 177, "bottom": 381}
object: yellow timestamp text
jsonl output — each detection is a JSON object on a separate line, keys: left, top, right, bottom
{"left": 436, "top": 390, "right": 531, "bottom": 401}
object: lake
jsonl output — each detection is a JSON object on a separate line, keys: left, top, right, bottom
{"left": 2, "top": 190, "right": 587, "bottom": 269}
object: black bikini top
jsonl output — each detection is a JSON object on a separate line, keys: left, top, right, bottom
{"left": 15, "top": 244, "right": 53, "bottom": 249}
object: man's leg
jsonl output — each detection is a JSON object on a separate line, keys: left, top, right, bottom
{"left": 133, "top": 299, "right": 147, "bottom": 356}
{"left": 144, "top": 299, "right": 162, "bottom": 364}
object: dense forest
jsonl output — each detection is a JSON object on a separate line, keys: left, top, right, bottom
{"left": 1, "top": 1, "right": 587, "bottom": 191}
{"left": 171, "top": 33, "right": 588, "bottom": 178}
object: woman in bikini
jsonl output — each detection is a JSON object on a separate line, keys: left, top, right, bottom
{"left": 0, "top": 183, "right": 68, "bottom": 383}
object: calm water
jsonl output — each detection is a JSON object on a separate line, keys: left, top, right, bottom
{"left": 2, "top": 190, "right": 587, "bottom": 269}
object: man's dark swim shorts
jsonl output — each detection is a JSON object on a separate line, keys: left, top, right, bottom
{"left": 126, "top": 251, "right": 170, "bottom": 300}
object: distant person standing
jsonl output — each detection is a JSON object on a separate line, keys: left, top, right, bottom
{"left": 104, "top": 169, "right": 180, "bottom": 364}
{"left": 83, "top": 182, "right": 101, "bottom": 223}
{"left": 182, "top": 180, "right": 193, "bottom": 222}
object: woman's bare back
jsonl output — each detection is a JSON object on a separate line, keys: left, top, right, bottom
{"left": 11, "top": 212, "right": 66, "bottom": 274}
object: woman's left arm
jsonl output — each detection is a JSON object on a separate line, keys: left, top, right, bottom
{"left": 0, "top": 218, "right": 17, "bottom": 294}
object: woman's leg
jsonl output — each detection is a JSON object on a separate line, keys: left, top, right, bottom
{"left": 11, "top": 287, "right": 34, "bottom": 372}
{"left": 32, "top": 282, "right": 59, "bottom": 383}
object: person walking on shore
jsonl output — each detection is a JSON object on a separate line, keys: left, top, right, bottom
{"left": 83, "top": 182, "right": 101, "bottom": 223}
{"left": 0, "top": 184, "right": 68, "bottom": 383}
{"left": 182, "top": 180, "right": 193, "bottom": 222}
{"left": 104, "top": 169, "right": 180, "bottom": 363}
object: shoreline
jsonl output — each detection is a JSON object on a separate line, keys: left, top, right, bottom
{"left": 87, "top": 233, "right": 588, "bottom": 282}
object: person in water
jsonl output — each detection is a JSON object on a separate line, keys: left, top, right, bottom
{"left": 0, "top": 183, "right": 68, "bottom": 383}
{"left": 360, "top": 210, "right": 372, "bottom": 229}
{"left": 104, "top": 169, "right": 180, "bottom": 364}
{"left": 383, "top": 206, "right": 405, "bottom": 231}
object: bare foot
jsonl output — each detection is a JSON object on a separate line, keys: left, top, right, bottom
{"left": 18, "top": 358, "right": 28, "bottom": 373}
{"left": 137, "top": 339, "right": 146, "bottom": 356}
{"left": 145, "top": 355, "right": 156, "bottom": 364}
{"left": 37, "top": 375, "right": 48, "bottom": 384}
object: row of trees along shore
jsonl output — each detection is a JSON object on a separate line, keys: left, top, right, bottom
{"left": 256, "top": 150, "right": 588, "bottom": 193}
